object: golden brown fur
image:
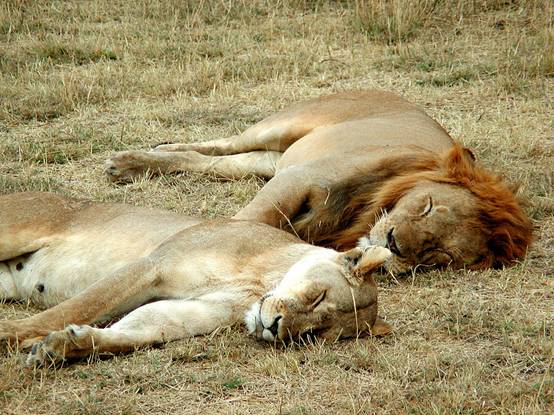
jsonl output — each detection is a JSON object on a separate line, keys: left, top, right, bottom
{"left": 104, "top": 91, "right": 532, "bottom": 274}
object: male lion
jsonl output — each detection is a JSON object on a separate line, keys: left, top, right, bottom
{"left": 105, "top": 91, "right": 532, "bottom": 274}
{"left": 0, "top": 192, "right": 391, "bottom": 366}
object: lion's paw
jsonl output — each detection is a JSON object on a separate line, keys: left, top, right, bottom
{"left": 152, "top": 143, "right": 185, "bottom": 152}
{"left": 26, "top": 324, "right": 94, "bottom": 367}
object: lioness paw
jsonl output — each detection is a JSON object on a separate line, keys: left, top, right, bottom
{"left": 26, "top": 340, "right": 56, "bottom": 367}
{"left": 26, "top": 324, "right": 94, "bottom": 367}
{"left": 364, "top": 246, "right": 392, "bottom": 264}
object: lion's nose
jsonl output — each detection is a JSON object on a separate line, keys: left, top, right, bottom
{"left": 262, "top": 315, "right": 282, "bottom": 341}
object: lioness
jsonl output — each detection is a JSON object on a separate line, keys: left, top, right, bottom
{"left": 105, "top": 91, "right": 533, "bottom": 274}
{"left": 0, "top": 192, "right": 391, "bottom": 366}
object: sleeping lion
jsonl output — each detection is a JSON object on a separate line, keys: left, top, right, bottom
{"left": 0, "top": 192, "right": 391, "bottom": 366}
{"left": 105, "top": 90, "right": 533, "bottom": 274}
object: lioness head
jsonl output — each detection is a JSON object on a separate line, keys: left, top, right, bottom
{"left": 245, "top": 246, "right": 392, "bottom": 343}
{"left": 367, "top": 146, "right": 533, "bottom": 274}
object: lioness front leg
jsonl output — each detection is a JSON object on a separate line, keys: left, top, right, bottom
{"left": 105, "top": 150, "right": 281, "bottom": 182}
{"left": 0, "top": 258, "right": 157, "bottom": 347}
{"left": 27, "top": 294, "right": 240, "bottom": 366}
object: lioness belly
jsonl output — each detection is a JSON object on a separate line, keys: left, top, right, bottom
{"left": 5, "top": 245, "right": 141, "bottom": 308}
{"left": 4, "top": 218, "right": 202, "bottom": 308}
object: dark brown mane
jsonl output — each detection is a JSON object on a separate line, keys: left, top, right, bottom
{"left": 292, "top": 147, "right": 440, "bottom": 247}
{"left": 293, "top": 145, "right": 532, "bottom": 268}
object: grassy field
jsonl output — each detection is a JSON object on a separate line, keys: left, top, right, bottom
{"left": 1, "top": 0, "right": 553, "bottom": 413}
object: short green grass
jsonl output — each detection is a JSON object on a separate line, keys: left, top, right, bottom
{"left": 1, "top": 1, "right": 552, "bottom": 413}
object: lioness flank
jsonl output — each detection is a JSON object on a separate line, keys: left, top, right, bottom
{"left": 0, "top": 192, "right": 391, "bottom": 366}
{"left": 105, "top": 91, "right": 533, "bottom": 274}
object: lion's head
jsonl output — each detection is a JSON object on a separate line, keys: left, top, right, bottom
{"left": 245, "top": 246, "right": 392, "bottom": 342}
{"left": 364, "top": 146, "right": 533, "bottom": 274}
{"left": 295, "top": 145, "right": 533, "bottom": 275}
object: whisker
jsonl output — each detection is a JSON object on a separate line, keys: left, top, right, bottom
{"left": 387, "top": 268, "right": 400, "bottom": 285}
{"left": 349, "top": 286, "right": 359, "bottom": 339}
{"left": 271, "top": 202, "right": 300, "bottom": 240}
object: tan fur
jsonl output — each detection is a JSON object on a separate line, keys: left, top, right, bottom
{"left": 0, "top": 192, "right": 391, "bottom": 366}
{"left": 104, "top": 90, "right": 532, "bottom": 274}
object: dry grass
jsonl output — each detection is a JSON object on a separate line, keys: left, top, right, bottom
{"left": 1, "top": 0, "right": 553, "bottom": 413}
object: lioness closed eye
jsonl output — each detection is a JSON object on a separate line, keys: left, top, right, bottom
{"left": 105, "top": 90, "right": 532, "bottom": 274}
{"left": 0, "top": 192, "right": 392, "bottom": 367}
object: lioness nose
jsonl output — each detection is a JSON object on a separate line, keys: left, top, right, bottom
{"left": 267, "top": 315, "right": 282, "bottom": 337}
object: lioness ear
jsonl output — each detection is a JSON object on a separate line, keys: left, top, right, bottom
{"left": 443, "top": 145, "right": 476, "bottom": 180}
{"left": 462, "top": 147, "right": 476, "bottom": 163}
{"left": 368, "top": 317, "right": 393, "bottom": 336}
{"left": 342, "top": 246, "right": 391, "bottom": 282}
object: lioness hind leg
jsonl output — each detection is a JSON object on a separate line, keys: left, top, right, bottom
{"left": 26, "top": 297, "right": 236, "bottom": 366}
{"left": 105, "top": 150, "right": 281, "bottom": 183}
{"left": 0, "top": 192, "right": 78, "bottom": 261}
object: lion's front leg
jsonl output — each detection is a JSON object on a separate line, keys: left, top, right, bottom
{"left": 0, "top": 320, "right": 35, "bottom": 349}
{"left": 27, "top": 294, "right": 243, "bottom": 366}
{"left": 25, "top": 324, "right": 96, "bottom": 366}
{"left": 104, "top": 150, "right": 204, "bottom": 183}
{"left": 233, "top": 166, "right": 328, "bottom": 231}
{"left": 153, "top": 117, "right": 306, "bottom": 155}
{"left": 105, "top": 150, "right": 281, "bottom": 182}
{"left": 153, "top": 135, "right": 241, "bottom": 155}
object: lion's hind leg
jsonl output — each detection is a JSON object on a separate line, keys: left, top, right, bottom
{"left": 26, "top": 295, "right": 239, "bottom": 366}
{"left": 154, "top": 118, "right": 305, "bottom": 155}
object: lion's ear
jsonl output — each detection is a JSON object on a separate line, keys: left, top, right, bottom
{"left": 467, "top": 253, "right": 494, "bottom": 270}
{"left": 342, "top": 246, "right": 391, "bottom": 283}
{"left": 368, "top": 317, "right": 393, "bottom": 336}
